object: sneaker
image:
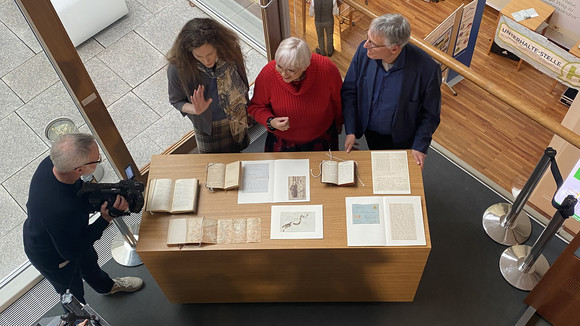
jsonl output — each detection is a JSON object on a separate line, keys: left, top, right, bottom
{"left": 108, "top": 276, "right": 143, "bottom": 294}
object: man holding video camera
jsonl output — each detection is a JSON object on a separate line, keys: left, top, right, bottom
{"left": 23, "top": 133, "right": 143, "bottom": 305}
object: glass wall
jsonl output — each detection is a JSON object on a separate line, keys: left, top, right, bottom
{"left": 0, "top": 0, "right": 270, "bottom": 286}
{"left": 195, "top": 0, "right": 265, "bottom": 49}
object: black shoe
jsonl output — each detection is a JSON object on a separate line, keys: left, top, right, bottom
{"left": 327, "top": 49, "right": 334, "bottom": 57}
{"left": 315, "top": 48, "right": 326, "bottom": 56}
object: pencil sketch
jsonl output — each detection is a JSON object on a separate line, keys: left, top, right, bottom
{"left": 288, "top": 175, "right": 306, "bottom": 200}
{"left": 280, "top": 211, "right": 315, "bottom": 232}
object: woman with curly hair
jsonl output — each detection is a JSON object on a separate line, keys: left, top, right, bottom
{"left": 167, "top": 18, "right": 250, "bottom": 153}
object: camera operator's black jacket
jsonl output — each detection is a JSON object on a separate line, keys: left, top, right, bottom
{"left": 23, "top": 157, "right": 109, "bottom": 269}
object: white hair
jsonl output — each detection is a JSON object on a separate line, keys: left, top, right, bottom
{"left": 274, "top": 37, "right": 311, "bottom": 70}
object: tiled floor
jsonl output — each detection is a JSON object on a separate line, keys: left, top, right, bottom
{"left": 0, "top": 0, "right": 268, "bottom": 281}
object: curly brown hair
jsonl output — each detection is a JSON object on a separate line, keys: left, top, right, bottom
{"left": 167, "top": 18, "right": 246, "bottom": 83}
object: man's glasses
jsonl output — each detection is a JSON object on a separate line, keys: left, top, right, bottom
{"left": 75, "top": 154, "right": 102, "bottom": 170}
{"left": 365, "top": 37, "right": 387, "bottom": 49}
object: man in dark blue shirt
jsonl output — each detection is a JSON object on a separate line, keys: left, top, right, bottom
{"left": 23, "top": 133, "right": 143, "bottom": 305}
{"left": 342, "top": 14, "right": 442, "bottom": 169}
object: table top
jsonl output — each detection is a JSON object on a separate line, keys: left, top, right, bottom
{"left": 501, "top": 0, "right": 555, "bottom": 31}
{"left": 136, "top": 150, "right": 430, "bottom": 253}
{"left": 569, "top": 40, "right": 580, "bottom": 58}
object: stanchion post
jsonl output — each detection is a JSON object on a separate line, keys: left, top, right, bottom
{"left": 111, "top": 218, "right": 142, "bottom": 267}
{"left": 482, "top": 148, "right": 556, "bottom": 245}
{"left": 499, "top": 195, "right": 576, "bottom": 291}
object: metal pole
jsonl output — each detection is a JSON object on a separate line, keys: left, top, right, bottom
{"left": 112, "top": 218, "right": 138, "bottom": 247}
{"left": 110, "top": 217, "right": 142, "bottom": 267}
{"left": 499, "top": 195, "right": 576, "bottom": 291}
{"left": 482, "top": 147, "right": 556, "bottom": 245}
{"left": 502, "top": 148, "right": 556, "bottom": 228}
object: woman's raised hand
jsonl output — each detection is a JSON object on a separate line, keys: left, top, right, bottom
{"left": 186, "top": 85, "right": 213, "bottom": 115}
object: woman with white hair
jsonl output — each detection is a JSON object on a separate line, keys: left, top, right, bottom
{"left": 248, "top": 37, "right": 343, "bottom": 152}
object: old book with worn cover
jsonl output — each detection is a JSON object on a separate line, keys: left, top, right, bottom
{"left": 206, "top": 161, "right": 241, "bottom": 190}
{"left": 145, "top": 178, "right": 199, "bottom": 214}
{"left": 321, "top": 160, "right": 355, "bottom": 186}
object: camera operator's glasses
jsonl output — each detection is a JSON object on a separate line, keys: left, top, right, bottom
{"left": 75, "top": 155, "right": 102, "bottom": 169}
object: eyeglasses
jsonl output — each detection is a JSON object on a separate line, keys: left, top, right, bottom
{"left": 75, "top": 154, "right": 102, "bottom": 170}
{"left": 365, "top": 37, "right": 388, "bottom": 49}
{"left": 276, "top": 64, "right": 299, "bottom": 75}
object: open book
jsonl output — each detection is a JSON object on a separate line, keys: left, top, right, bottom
{"left": 167, "top": 216, "right": 261, "bottom": 246}
{"left": 237, "top": 159, "right": 311, "bottom": 204}
{"left": 206, "top": 161, "right": 241, "bottom": 190}
{"left": 321, "top": 160, "right": 355, "bottom": 186}
{"left": 345, "top": 196, "right": 426, "bottom": 246}
{"left": 145, "top": 178, "right": 199, "bottom": 214}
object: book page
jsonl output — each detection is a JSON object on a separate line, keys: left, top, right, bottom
{"left": 147, "top": 179, "right": 174, "bottom": 212}
{"left": 383, "top": 196, "right": 426, "bottom": 246}
{"left": 206, "top": 163, "right": 225, "bottom": 189}
{"left": 224, "top": 161, "right": 240, "bottom": 190}
{"left": 246, "top": 217, "right": 261, "bottom": 243}
{"left": 238, "top": 160, "right": 274, "bottom": 204}
{"left": 321, "top": 160, "right": 338, "bottom": 184}
{"left": 170, "top": 178, "right": 198, "bottom": 213}
{"left": 231, "top": 219, "right": 247, "bottom": 244}
{"left": 272, "top": 159, "right": 310, "bottom": 203}
{"left": 186, "top": 217, "right": 204, "bottom": 243}
{"left": 167, "top": 218, "right": 187, "bottom": 245}
{"left": 337, "top": 160, "right": 355, "bottom": 185}
{"left": 217, "top": 218, "right": 261, "bottom": 243}
{"left": 270, "top": 205, "right": 323, "bottom": 239}
{"left": 371, "top": 151, "right": 411, "bottom": 194}
{"left": 345, "top": 196, "right": 386, "bottom": 246}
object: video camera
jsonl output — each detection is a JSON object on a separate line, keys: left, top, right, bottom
{"left": 77, "top": 164, "right": 145, "bottom": 218}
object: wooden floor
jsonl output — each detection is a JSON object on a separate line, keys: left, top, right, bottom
{"left": 290, "top": 0, "right": 569, "bottom": 195}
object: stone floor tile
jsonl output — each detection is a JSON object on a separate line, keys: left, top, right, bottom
{"left": 0, "top": 22, "right": 34, "bottom": 77}
{"left": 0, "top": 185, "right": 26, "bottom": 237}
{"left": 0, "top": 113, "right": 48, "bottom": 183}
{"left": 244, "top": 48, "right": 268, "bottom": 85}
{"left": 126, "top": 133, "right": 163, "bottom": 170}
{"left": 2, "top": 52, "right": 59, "bottom": 102}
{"left": 16, "top": 82, "right": 85, "bottom": 145}
{"left": 0, "top": 79, "right": 23, "bottom": 120}
{"left": 76, "top": 38, "right": 105, "bottom": 63}
{"left": 0, "top": 0, "right": 42, "bottom": 53}
{"left": 132, "top": 66, "right": 173, "bottom": 116}
{"left": 2, "top": 151, "right": 46, "bottom": 212}
{"left": 0, "top": 222, "right": 26, "bottom": 280}
{"left": 84, "top": 57, "right": 131, "bottom": 107}
{"left": 136, "top": 0, "right": 179, "bottom": 15}
{"left": 93, "top": 0, "right": 153, "bottom": 48}
{"left": 135, "top": 2, "right": 207, "bottom": 55}
{"left": 107, "top": 92, "right": 160, "bottom": 143}
{"left": 141, "top": 109, "right": 192, "bottom": 151}
{"left": 97, "top": 31, "right": 166, "bottom": 88}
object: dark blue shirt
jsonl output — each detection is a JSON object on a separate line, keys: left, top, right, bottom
{"left": 367, "top": 46, "right": 406, "bottom": 134}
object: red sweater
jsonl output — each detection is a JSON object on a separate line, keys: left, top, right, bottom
{"left": 248, "top": 54, "right": 343, "bottom": 144}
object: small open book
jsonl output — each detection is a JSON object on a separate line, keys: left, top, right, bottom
{"left": 206, "top": 161, "right": 241, "bottom": 190}
{"left": 321, "top": 160, "right": 356, "bottom": 186}
{"left": 145, "top": 178, "right": 199, "bottom": 214}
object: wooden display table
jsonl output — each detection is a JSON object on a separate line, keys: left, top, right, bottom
{"left": 136, "top": 151, "right": 431, "bottom": 303}
{"left": 487, "top": 0, "right": 555, "bottom": 71}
